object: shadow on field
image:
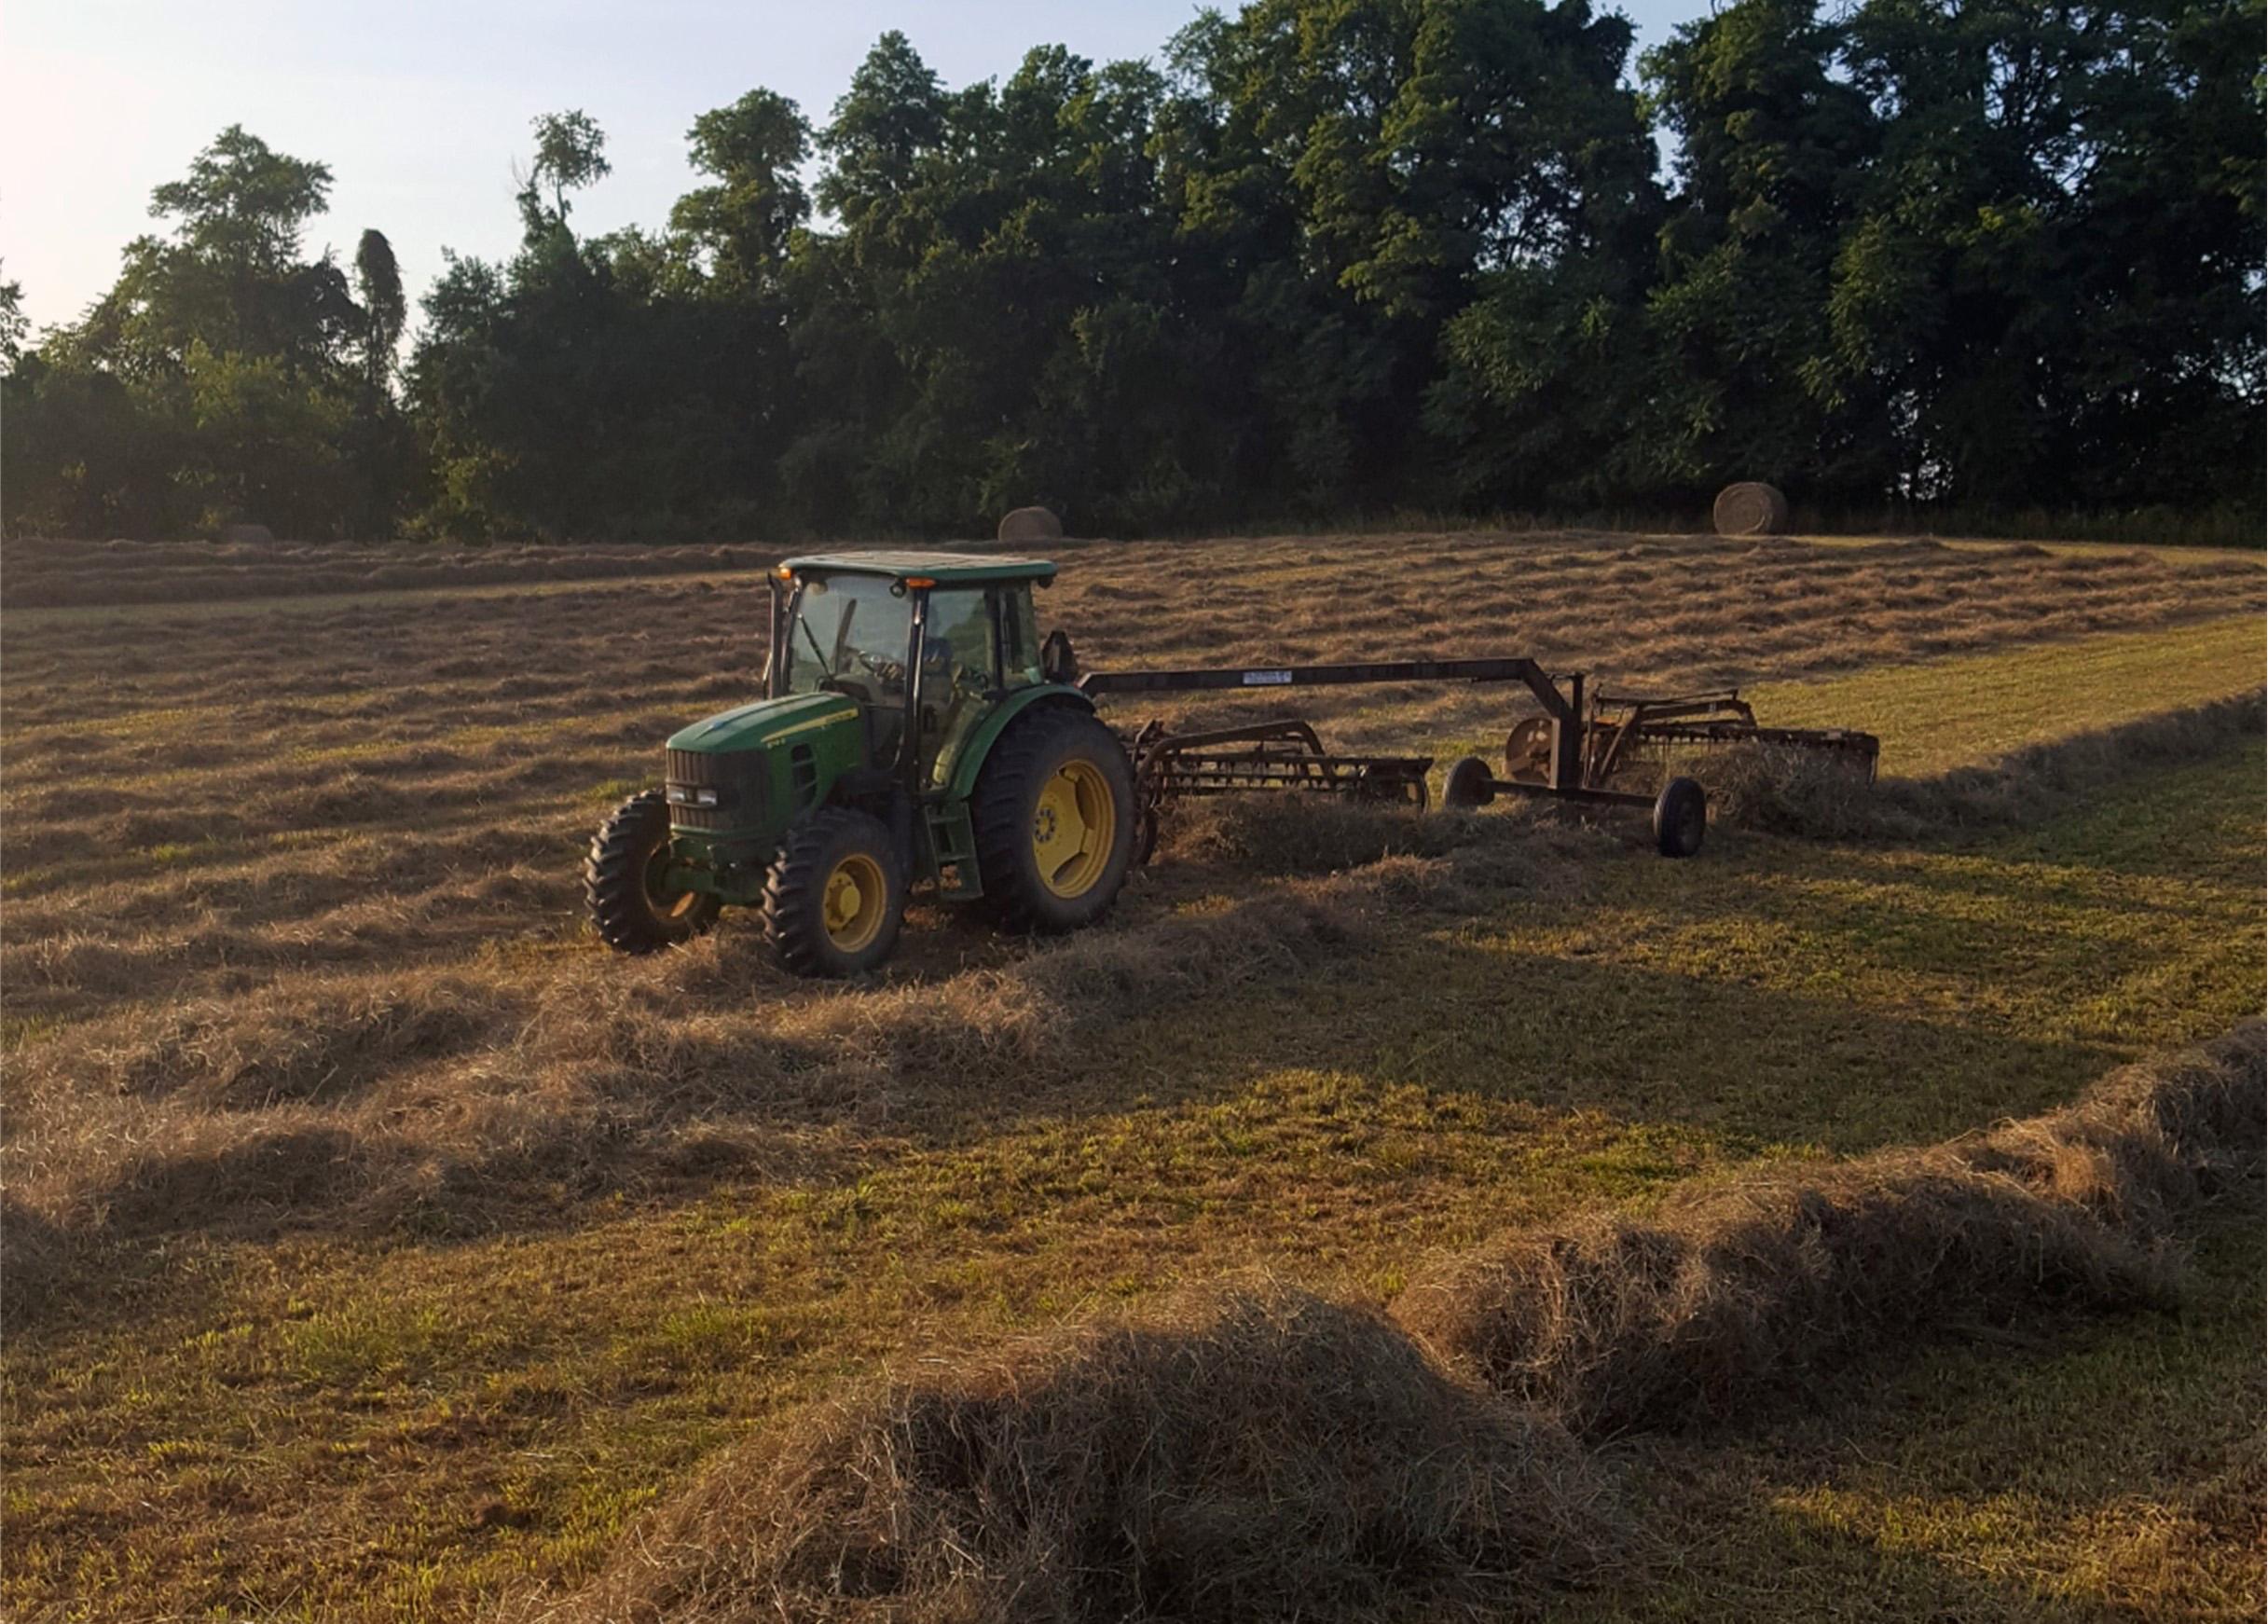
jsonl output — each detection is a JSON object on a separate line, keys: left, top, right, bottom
{"left": 1568, "top": 1190, "right": 2268, "bottom": 1621}
{"left": 10, "top": 889, "right": 2124, "bottom": 1332}
{"left": 11, "top": 705, "right": 2261, "bottom": 1333}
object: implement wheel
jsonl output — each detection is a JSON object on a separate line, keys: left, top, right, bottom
{"left": 763, "top": 807, "right": 904, "bottom": 976}
{"left": 972, "top": 708, "right": 1137, "bottom": 932}
{"left": 1443, "top": 756, "right": 1496, "bottom": 810}
{"left": 585, "top": 789, "right": 720, "bottom": 954}
{"left": 1654, "top": 777, "right": 1708, "bottom": 858}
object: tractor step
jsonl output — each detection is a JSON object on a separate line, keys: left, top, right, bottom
{"left": 924, "top": 800, "right": 983, "bottom": 901}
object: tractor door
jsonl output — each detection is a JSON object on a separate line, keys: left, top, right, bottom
{"left": 917, "top": 587, "right": 998, "bottom": 787}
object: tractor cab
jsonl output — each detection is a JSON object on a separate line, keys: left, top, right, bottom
{"left": 766, "top": 552, "right": 1052, "bottom": 785}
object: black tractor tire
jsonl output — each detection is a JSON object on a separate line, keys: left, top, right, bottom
{"left": 1654, "top": 776, "right": 1708, "bottom": 858}
{"left": 586, "top": 789, "right": 721, "bottom": 954}
{"left": 971, "top": 707, "right": 1138, "bottom": 933}
{"left": 1443, "top": 756, "right": 1497, "bottom": 810}
{"left": 763, "top": 807, "right": 905, "bottom": 977}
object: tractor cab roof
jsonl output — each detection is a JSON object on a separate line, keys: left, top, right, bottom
{"left": 779, "top": 550, "right": 1056, "bottom": 586}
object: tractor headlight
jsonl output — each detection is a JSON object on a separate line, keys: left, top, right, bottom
{"left": 666, "top": 785, "right": 722, "bottom": 807}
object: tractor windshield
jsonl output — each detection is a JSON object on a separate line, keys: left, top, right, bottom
{"left": 781, "top": 575, "right": 913, "bottom": 718}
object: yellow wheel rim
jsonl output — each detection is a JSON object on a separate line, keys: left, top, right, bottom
{"left": 644, "top": 846, "right": 703, "bottom": 920}
{"left": 821, "top": 852, "right": 887, "bottom": 953}
{"left": 1032, "top": 759, "right": 1116, "bottom": 900}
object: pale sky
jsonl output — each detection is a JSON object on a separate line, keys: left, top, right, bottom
{"left": 2, "top": 0, "right": 1692, "bottom": 339}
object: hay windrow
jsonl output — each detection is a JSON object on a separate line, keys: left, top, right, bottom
{"left": 1696, "top": 690, "right": 2264, "bottom": 840}
{"left": 539, "top": 1281, "right": 1617, "bottom": 1624}
{"left": 0, "top": 802, "right": 1574, "bottom": 1313}
{"left": 540, "top": 1023, "right": 2261, "bottom": 1621}
{"left": 1392, "top": 1022, "right": 2266, "bottom": 1438}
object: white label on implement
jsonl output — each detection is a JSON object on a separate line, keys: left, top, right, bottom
{"left": 1243, "top": 669, "right": 1294, "bottom": 685}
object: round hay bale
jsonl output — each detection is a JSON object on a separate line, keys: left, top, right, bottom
{"left": 220, "top": 522, "right": 276, "bottom": 545}
{"left": 997, "top": 505, "right": 1064, "bottom": 544}
{"left": 1711, "top": 483, "right": 1789, "bottom": 537}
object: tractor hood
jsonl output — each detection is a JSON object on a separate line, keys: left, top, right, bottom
{"left": 666, "top": 691, "right": 859, "bottom": 755}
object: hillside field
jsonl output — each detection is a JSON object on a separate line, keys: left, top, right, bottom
{"left": 2, "top": 528, "right": 2262, "bottom": 1622}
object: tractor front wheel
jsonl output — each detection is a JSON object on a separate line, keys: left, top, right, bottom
{"left": 763, "top": 807, "right": 905, "bottom": 976}
{"left": 586, "top": 789, "right": 721, "bottom": 954}
{"left": 972, "top": 708, "right": 1137, "bottom": 933}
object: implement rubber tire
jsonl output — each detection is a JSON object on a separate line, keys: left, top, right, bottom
{"left": 763, "top": 807, "right": 905, "bottom": 978}
{"left": 1444, "top": 756, "right": 1497, "bottom": 810}
{"left": 1654, "top": 776, "right": 1708, "bottom": 859}
{"left": 972, "top": 707, "right": 1137, "bottom": 933}
{"left": 586, "top": 789, "right": 721, "bottom": 954}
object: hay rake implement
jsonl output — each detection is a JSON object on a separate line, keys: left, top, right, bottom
{"left": 1077, "top": 656, "right": 1879, "bottom": 859}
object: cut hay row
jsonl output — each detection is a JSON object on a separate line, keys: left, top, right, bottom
{"left": 1702, "top": 689, "right": 2266, "bottom": 841}
{"left": 536, "top": 1283, "right": 1615, "bottom": 1624}
{"left": 0, "top": 536, "right": 785, "bottom": 609}
{"left": 5, "top": 532, "right": 2254, "bottom": 743}
{"left": 1394, "top": 1022, "right": 2266, "bottom": 1438}
{"left": 536, "top": 1024, "right": 2262, "bottom": 1622}
{"left": 0, "top": 804, "right": 1590, "bottom": 1321}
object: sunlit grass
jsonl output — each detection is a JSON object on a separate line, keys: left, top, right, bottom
{"left": 1752, "top": 613, "right": 2260, "bottom": 776}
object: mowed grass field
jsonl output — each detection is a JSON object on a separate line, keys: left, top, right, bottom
{"left": 1, "top": 529, "right": 2261, "bottom": 1621}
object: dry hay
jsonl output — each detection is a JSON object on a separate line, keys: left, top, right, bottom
{"left": 997, "top": 506, "right": 1065, "bottom": 544}
{"left": 538, "top": 1281, "right": 1615, "bottom": 1624}
{"left": 0, "top": 804, "right": 1586, "bottom": 1318}
{"left": 1162, "top": 793, "right": 1484, "bottom": 874}
{"left": 2, "top": 530, "right": 2259, "bottom": 1311}
{"left": 0, "top": 533, "right": 785, "bottom": 609}
{"left": 1392, "top": 1022, "right": 2266, "bottom": 1438}
{"left": 1711, "top": 483, "right": 1789, "bottom": 537}
{"left": 540, "top": 1022, "right": 2262, "bottom": 1620}
{"left": 1698, "top": 691, "right": 2265, "bottom": 841}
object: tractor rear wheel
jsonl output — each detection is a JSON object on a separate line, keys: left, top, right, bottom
{"left": 763, "top": 808, "right": 905, "bottom": 977}
{"left": 586, "top": 789, "right": 721, "bottom": 953}
{"left": 972, "top": 708, "right": 1137, "bottom": 932}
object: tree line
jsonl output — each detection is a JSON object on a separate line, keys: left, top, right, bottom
{"left": 4, "top": 0, "right": 2260, "bottom": 544}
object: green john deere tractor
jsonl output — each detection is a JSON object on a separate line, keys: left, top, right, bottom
{"left": 584, "top": 551, "right": 1134, "bottom": 975}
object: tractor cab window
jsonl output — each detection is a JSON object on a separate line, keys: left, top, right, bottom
{"left": 922, "top": 589, "right": 994, "bottom": 694}
{"left": 783, "top": 575, "right": 914, "bottom": 756}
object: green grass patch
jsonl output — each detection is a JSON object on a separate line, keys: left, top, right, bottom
{"left": 1752, "top": 614, "right": 2261, "bottom": 775}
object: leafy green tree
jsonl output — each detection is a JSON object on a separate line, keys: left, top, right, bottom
{"left": 519, "top": 110, "right": 612, "bottom": 238}
{"left": 671, "top": 90, "right": 812, "bottom": 293}
{"left": 1631, "top": 0, "right": 1887, "bottom": 499}
{"left": 1826, "top": 0, "right": 2264, "bottom": 505}
{"left": 0, "top": 263, "right": 26, "bottom": 372}
{"left": 5, "top": 126, "right": 405, "bottom": 537}
{"left": 817, "top": 31, "right": 947, "bottom": 224}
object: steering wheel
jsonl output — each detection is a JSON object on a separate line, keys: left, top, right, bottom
{"left": 852, "top": 650, "right": 905, "bottom": 687}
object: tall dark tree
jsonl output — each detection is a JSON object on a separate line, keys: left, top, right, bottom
{"left": 352, "top": 228, "right": 405, "bottom": 391}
